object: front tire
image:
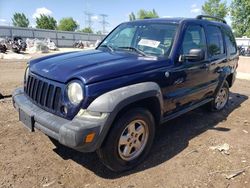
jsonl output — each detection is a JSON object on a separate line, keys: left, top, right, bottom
{"left": 97, "top": 108, "right": 155, "bottom": 172}
{"left": 209, "top": 81, "right": 229, "bottom": 111}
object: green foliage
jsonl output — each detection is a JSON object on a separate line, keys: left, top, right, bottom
{"left": 36, "top": 14, "right": 57, "bottom": 30}
{"left": 202, "top": 0, "right": 228, "bottom": 19}
{"left": 231, "top": 0, "right": 250, "bottom": 37}
{"left": 128, "top": 9, "right": 159, "bottom": 21}
{"left": 12, "top": 13, "right": 29, "bottom": 27}
{"left": 138, "top": 9, "right": 159, "bottom": 19}
{"left": 80, "top": 27, "right": 94, "bottom": 33}
{"left": 57, "top": 17, "right": 78, "bottom": 31}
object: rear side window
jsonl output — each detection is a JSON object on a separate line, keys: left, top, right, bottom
{"left": 223, "top": 28, "right": 237, "bottom": 55}
{"left": 207, "top": 26, "right": 224, "bottom": 56}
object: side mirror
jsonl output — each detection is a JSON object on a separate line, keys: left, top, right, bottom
{"left": 179, "top": 49, "right": 205, "bottom": 62}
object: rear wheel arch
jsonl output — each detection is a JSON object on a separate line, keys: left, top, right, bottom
{"left": 226, "top": 73, "right": 234, "bottom": 88}
{"left": 209, "top": 80, "right": 229, "bottom": 111}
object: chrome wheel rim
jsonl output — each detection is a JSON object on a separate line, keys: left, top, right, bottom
{"left": 215, "top": 87, "right": 228, "bottom": 110}
{"left": 118, "top": 120, "right": 149, "bottom": 161}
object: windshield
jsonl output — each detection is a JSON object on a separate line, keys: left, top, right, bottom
{"left": 98, "top": 22, "right": 178, "bottom": 57}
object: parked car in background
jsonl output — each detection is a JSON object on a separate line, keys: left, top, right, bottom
{"left": 238, "top": 45, "right": 250, "bottom": 56}
{"left": 13, "top": 15, "right": 238, "bottom": 172}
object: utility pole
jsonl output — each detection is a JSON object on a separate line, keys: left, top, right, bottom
{"left": 84, "top": 11, "right": 93, "bottom": 29}
{"left": 99, "top": 14, "right": 109, "bottom": 34}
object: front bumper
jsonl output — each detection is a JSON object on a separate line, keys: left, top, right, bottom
{"left": 12, "top": 88, "right": 110, "bottom": 152}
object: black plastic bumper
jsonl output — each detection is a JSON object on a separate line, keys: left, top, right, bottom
{"left": 12, "top": 88, "right": 110, "bottom": 152}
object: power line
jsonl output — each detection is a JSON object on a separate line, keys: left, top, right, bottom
{"left": 84, "top": 11, "right": 93, "bottom": 29}
{"left": 99, "top": 14, "right": 109, "bottom": 34}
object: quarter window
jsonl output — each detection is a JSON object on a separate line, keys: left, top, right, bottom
{"left": 207, "top": 26, "right": 224, "bottom": 56}
{"left": 224, "top": 28, "right": 237, "bottom": 55}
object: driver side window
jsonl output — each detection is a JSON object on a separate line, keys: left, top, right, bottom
{"left": 181, "top": 25, "right": 206, "bottom": 55}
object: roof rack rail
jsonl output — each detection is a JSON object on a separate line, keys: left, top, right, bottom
{"left": 196, "top": 15, "right": 227, "bottom": 24}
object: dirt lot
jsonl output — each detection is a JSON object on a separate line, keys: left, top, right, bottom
{"left": 0, "top": 53, "right": 250, "bottom": 188}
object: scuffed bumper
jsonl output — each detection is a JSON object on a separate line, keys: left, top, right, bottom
{"left": 12, "top": 88, "right": 110, "bottom": 152}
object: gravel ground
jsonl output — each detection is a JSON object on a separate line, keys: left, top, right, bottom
{"left": 237, "top": 56, "right": 250, "bottom": 73}
{"left": 0, "top": 53, "right": 250, "bottom": 188}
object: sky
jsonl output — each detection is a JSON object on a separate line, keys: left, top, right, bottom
{"left": 0, "top": 0, "right": 232, "bottom": 32}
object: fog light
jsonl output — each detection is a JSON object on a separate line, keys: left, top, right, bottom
{"left": 61, "top": 106, "right": 68, "bottom": 114}
{"left": 85, "top": 132, "right": 95, "bottom": 143}
{"left": 77, "top": 109, "right": 108, "bottom": 119}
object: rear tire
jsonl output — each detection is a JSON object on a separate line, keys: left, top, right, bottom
{"left": 209, "top": 81, "right": 229, "bottom": 111}
{"left": 97, "top": 108, "right": 155, "bottom": 172}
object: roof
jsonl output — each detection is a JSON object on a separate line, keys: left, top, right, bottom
{"left": 127, "top": 15, "right": 228, "bottom": 26}
{"left": 128, "top": 18, "right": 185, "bottom": 24}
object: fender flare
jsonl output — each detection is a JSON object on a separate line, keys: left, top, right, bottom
{"left": 214, "top": 66, "right": 231, "bottom": 96}
{"left": 87, "top": 82, "right": 164, "bottom": 115}
{"left": 86, "top": 82, "right": 164, "bottom": 149}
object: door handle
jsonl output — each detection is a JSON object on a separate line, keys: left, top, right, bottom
{"left": 174, "top": 77, "right": 185, "bottom": 85}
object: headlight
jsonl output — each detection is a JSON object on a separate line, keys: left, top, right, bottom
{"left": 67, "top": 82, "right": 84, "bottom": 105}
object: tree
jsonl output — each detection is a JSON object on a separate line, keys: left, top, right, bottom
{"left": 138, "top": 9, "right": 159, "bottom": 19}
{"left": 12, "top": 13, "right": 29, "bottom": 27}
{"left": 231, "top": 0, "right": 250, "bottom": 37}
{"left": 58, "top": 17, "right": 78, "bottom": 31}
{"left": 36, "top": 14, "right": 57, "bottom": 30}
{"left": 202, "top": 0, "right": 228, "bottom": 19}
{"left": 80, "top": 27, "right": 94, "bottom": 33}
{"left": 129, "top": 12, "right": 136, "bottom": 21}
{"left": 128, "top": 9, "right": 159, "bottom": 21}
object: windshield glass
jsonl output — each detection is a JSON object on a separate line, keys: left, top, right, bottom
{"left": 98, "top": 22, "right": 178, "bottom": 57}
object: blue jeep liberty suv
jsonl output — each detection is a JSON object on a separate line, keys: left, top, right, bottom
{"left": 13, "top": 15, "right": 238, "bottom": 171}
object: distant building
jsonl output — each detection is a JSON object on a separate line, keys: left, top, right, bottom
{"left": 236, "top": 36, "right": 250, "bottom": 50}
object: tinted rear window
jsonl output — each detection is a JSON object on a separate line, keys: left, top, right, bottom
{"left": 223, "top": 27, "right": 237, "bottom": 55}
{"left": 207, "top": 26, "right": 225, "bottom": 56}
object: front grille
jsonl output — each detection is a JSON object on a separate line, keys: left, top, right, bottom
{"left": 25, "top": 74, "right": 62, "bottom": 115}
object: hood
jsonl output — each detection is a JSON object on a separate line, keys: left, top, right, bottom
{"left": 29, "top": 49, "right": 171, "bottom": 84}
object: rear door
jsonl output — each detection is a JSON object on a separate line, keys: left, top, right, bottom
{"left": 204, "top": 25, "right": 227, "bottom": 86}
{"left": 222, "top": 26, "right": 238, "bottom": 85}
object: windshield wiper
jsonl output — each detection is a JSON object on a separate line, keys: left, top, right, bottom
{"left": 117, "top": 46, "right": 147, "bottom": 56}
{"left": 99, "top": 44, "right": 114, "bottom": 52}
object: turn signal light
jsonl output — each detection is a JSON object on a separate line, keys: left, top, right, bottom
{"left": 85, "top": 132, "right": 95, "bottom": 143}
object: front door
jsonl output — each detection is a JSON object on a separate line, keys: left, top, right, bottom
{"left": 163, "top": 24, "right": 214, "bottom": 116}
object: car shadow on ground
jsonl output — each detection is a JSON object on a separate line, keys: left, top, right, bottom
{"left": 52, "top": 92, "right": 248, "bottom": 179}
